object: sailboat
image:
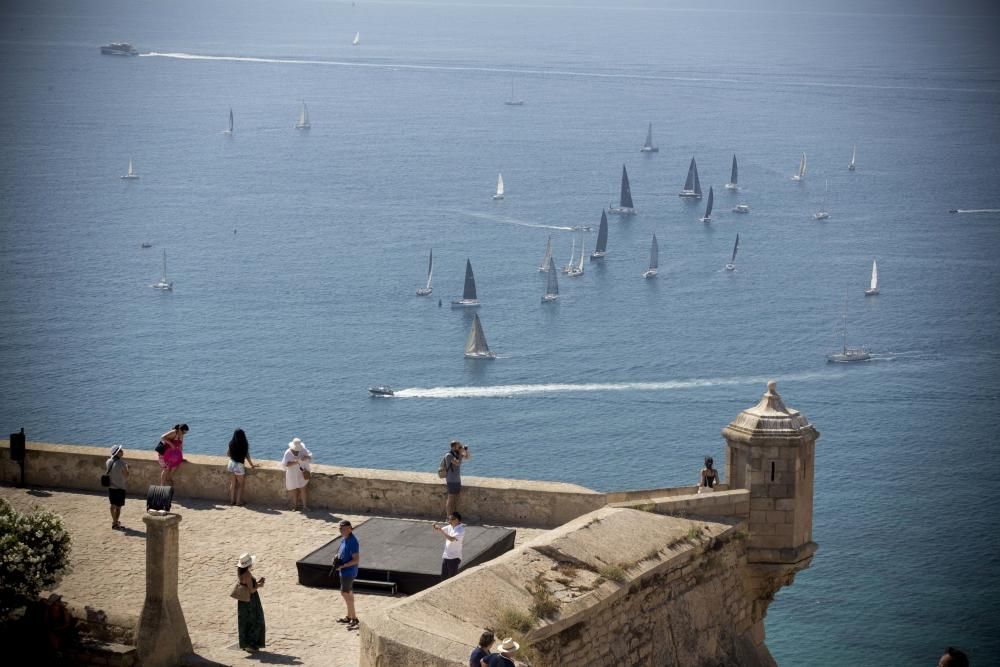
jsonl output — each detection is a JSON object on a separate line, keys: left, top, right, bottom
{"left": 504, "top": 78, "right": 524, "bottom": 106}
{"left": 538, "top": 234, "right": 555, "bottom": 273}
{"left": 848, "top": 145, "right": 857, "bottom": 171}
{"left": 608, "top": 164, "right": 637, "bottom": 215}
{"left": 591, "top": 210, "right": 608, "bottom": 260}
{"left": 567, "top": 233, "right": 585, "bottom": 277}
{"left": 464, "top": 314, "right": 497, "bottom": 359}
{"left": 814, "top": 180, "right": 830, "bottom": 220}
{"left": 678, "top": 157, "right": 702, "bottom": 198}
{"left": 725, "top": 154, "right": 739, "bottom": 190}
{"left": 699, "top": 186, "right": 715, "bottom": 223}
{"left": 352, "top": 32, "right": 361, "bottom": 46}
{"left": 416, "top": 249, "right": 433, "bottom": 296}
{"left": 121, "top": 157, "right": 139, "bottom": 180}
{"left": 864, "top": 258, "right": 879, "bottom": 296}
{"left": 725, "top": 234, "right": 740, "bottom": 271}
{"left": 642, "top": 234, "right": 658, "bottom": 278}
{"left": 223, "top": 108, "right": 234, "bottom": 135}
{"left": 492, "top": 173, "right": 505, "bottom": 200}
{"left": 827, "top": 293, "right": 871, "bottom": 362}
{"left": 562, "top": 237, "right": 576, "bottom": 274}
{"left": 295, "top": 101, "right": 311, "bottom": 130}
{"left": 450, "top": 259, "right": 480, "bottom": 307}
{"left": 542, "top": 256, "right": 559, "bottom": 302}
{"left": 639, "top": 122, "right": 658, "bottom": 153}
{"left": 151, "top": 250, "right": 173, "bottom": 291}
{"left": 791, "top": 152, "right": 807, "bottom": 181}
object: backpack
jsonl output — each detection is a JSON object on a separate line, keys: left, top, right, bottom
{"left": 437, "top": 453, "right": 450, "bottom": 479}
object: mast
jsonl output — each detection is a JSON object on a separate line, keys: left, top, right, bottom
{"left": 649, "top": 234, "right": 659, "bottom": 270}
{"left": 462, "top": 259, "right": 477, "bottom": 301}
{"left": 800, "top": 153, "right": 807, "bottom": 179}
{"left": 644, "top": 123, "right": 653, "bottom": 149}
{"left": 595, "top": 210, "right": 608, "bottom": 253}
{"left": 731, "top": 154, "right": 738, "bottom": 185}
{"left": 426, "top": 249, "right": 433, "bottom": 289}
{"left": 229, "top": 108, "right": 234, "bottom": 133}
{"left": 577, "top": 233, "right": 585, "bottom": 272}
{"left": 161, "top": 250, "right": 168, "bottom": 282}
{"left": 566, "top": 237, "right": 575, "bottom": 270}
{"left": 619, "top": 164, "right": 633, "bottom": 209}
{"left": 128, "top": 157, "right": 134, "bottom": 176}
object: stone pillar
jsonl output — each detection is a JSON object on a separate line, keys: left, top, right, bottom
{"left": 135, "top": 513, "right": 193, "bottom": 667}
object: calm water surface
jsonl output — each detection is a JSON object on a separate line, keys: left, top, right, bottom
{"left": 1, "top": 1, "right": 999, "bottom": 664}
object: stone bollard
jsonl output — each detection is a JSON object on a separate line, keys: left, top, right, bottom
{"left": 135, "top": 513, "right": 193, "bottom": 667}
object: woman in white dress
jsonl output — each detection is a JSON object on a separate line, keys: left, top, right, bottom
{"left": 282, "top": 438, "right": 312, "bottom": 511}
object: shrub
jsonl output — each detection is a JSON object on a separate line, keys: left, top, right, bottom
{"left": 496, "top": 607, "right": 534, "bottom": 636}
{"left": 527, "top": 578, "right": 560, "bottom": 619}
{"left": 597, "top": 564, "right": 627, "bottom": 583}
{"left": 0, "top": 499, "right": 72, "bottom": 621}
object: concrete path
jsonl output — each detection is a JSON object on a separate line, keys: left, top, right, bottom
{"left": 0, "top": 485, "right": 544, "bottom": 666}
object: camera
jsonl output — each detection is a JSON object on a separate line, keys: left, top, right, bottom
{"left": 332, "top": 556, "right": 344, "bottom": 569}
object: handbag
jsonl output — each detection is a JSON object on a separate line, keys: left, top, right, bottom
{"left": 100, "top": 460, "right": 114, "bottom": 488}
{"left": 230, "top": 581, "right": 251, "bottom": 603}
{"left": 155, "top": 441, "right": 167, "bottom": 455}
{"left": 301, "top": 468, "right": 311, "bottom": 481}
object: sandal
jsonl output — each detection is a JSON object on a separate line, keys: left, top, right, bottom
{"left": 336, "top": 617, "right": 352, "bottom": 624}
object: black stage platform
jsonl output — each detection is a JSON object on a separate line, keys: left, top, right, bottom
{"left": 296, "top": 517, "right": 516, "bottom": 595}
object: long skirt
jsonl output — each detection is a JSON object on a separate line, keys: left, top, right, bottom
{"left": 237, "top": 592, "right": 266, "bottom": 650}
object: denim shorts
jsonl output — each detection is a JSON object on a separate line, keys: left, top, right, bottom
{"left": 340, "top": 575, "right": 355, "bottom": 593}
{"left": 447, "top": 482, "right": 462, "bottom": 495}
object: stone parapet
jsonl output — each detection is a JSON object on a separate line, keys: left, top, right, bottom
{"left": 609, "top": 488, "right": 750, "bottom": 520}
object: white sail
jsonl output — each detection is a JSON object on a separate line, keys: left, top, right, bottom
{"left": 416, "top": 249, "right": 433, "bottom": 295}
{"left": 563, "top": 237, "right": 576, "bottom": 273}
{"left": 127, "top": 158, "right": 134, "bottom": 177}
{"left": 152, "top": 250, "right": 173, "bottom": 290}
{"left": 464, "top": 314, "right": 496, "bottom": 359}
{"left": 538, "top": 236, "right": 552, "bottom": 272}
{"left": 568, "top": 233, "right": 585, "bottom": 276}
{"left": 352, "top": 32, "right": 360, "bottom": 45}
{"left": 496, "top": 173, "right": 504, "bottom": 196}
{"left": 296, "top": 101, "right": 310, "bottom": 129}
{"left": 870, "top": 259, "right": 878, "bottom": 291}
{"left": 849, "top": 144, "right": 857, "bottom": 170}
{"left": 799, "top": 153, "right": 807, "bottom": 179}
{"left": 225, "top": 107, "right": 234, "bottom": 134}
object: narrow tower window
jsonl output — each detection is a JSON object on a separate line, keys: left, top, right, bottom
{"left": 770, "top": 461, "right": 775, "bottom": 481}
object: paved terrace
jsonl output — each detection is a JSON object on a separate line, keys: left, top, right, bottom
{"left": 0, "top": 485, "right": 546, "bottom": 666}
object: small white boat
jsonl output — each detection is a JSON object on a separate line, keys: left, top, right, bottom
{"left": 590, "top": 210, "right": 608, "bottom": 260}
{"left": 814, "top": 179, "right": 830, "bottom": 220}
{"left": 152, "top": 250, "right": 173, "bottom": 291}
{"left": 538, "top": 236, "right": 553, "bottom": 272}
{"left": 864, "top": 258, "right": 879, "bottom": 296}
{"left": 450, "top": 259, "right": 481, "bottom": 308}
{"left": 492, "top": 173, "right": 504, "bottom": 200}
{"left": 223, "top": 107, "right": 234, "bottom": 135}
{"left": 562, "top": 237, "right": 576, "bottom": 274}
{"left": 352, "top": 32, "right": 361, "bottom": 46}
{"left": 639, "top": 122, "right": 658, "bottom": 153}
{"left": 121, "top": 157, "right": 139, "bottom": 180}
{"left": 567, "top": 233, "right": 585, "bottom": 277}
{"left": 368, "top": 385, "right": 394, "bottom": 397}
{"left": 732, "top": 204, "right": 750, "bottom": 214}
{"left": 542, "top": 256, "right": 559, "bottom": 302}
{"left": 699, "top": 186, "right": 715, "bottom": 223}
{"left": 724, "top": 154, "right": 739, "bottom": 190}
{"left": 725, "top": 234, "right": 740, "bottom": 272}
{"left": 608, "top": 164, "right": 637, "bottom": 215}
{"left": 504, "top": 78, "right": 524, "bottom": 106}
{"left": 791, "top": 152, "right": 806, "bottom": 181}
{"left": 295, "top": 101, "right": 311, "bottom": 130}
{"left": 848, "top": 144, "right": 857, "bottom": 171}
{"left": 678, "top": 157, "right": 702, "bottom": 198}
{"left": 464, "top": 314, "right": 497, "bottom": 359}
{"left": 416, "top": 249, "right": 433, "bottom": 296}
{"left": 642, "top": 234, "right": 658, "bottom": 278}
{"left": 827, "top": 293, "right": 870, "bottom": 362}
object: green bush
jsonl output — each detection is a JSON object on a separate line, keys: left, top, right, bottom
{"left": 0, "top": 499, "right": 72, "bottom": 621}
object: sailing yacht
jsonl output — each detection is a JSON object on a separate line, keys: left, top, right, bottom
{"left": 608, "top": 164, "right": 637, "bottom": 215}
{"left": 492, "top": 173, "right": 504, "bottom": 200}
{"left": 678, "top": 157, "right": 702, "bottom": 198}
{"left": 642, "top": 234, "right": 658, "bottom": 279}
{"left": 538, "top": 236, "right": 553, "bottom": 272}
{"left": 464, "top": 314, "right": 497, "bottom": 359}
{"left": 814, "top": 180, "right": 830, "bottom": 220}
{"left": 791, "top": 152, "right": 806, "bottom": 181}
{"left": 151, "top": 250, "right": 173, "bottom": 291}
{"left": 295, "top": 101, "right": 311, "bottom": 130}
{"left": 504, "top": 78, "right": 524, "bottom": 106}
{"left": 416, "top": 249, "right": 433, "bottom": 296}
{"left": 848, "top": 145, "right": 857, "bottom": 171}
{"left": 567, "top": 233, "right": 585, "bottom": 277}
{"left": 352, "top": 32, "right": 361, "bottom": 46}
{"left": 699, "top": 187, "right": 715, "bottom": 223}
{"left": 827, "top": 293, "right": 871, "bottom": 362}
{"left": 725, "top": 155, "right": 739, "bottom": 190}
{"left": 864, "top": 258, "right": 879, "bottom": 296}
{"left": 725, "top": 234, "right": 740, "bottom": 271}
{"left": 562, "top": 237, "right": 576, "bottom": 274}
{"left": 590, "top": 210, "right": 608, "bottom": 260}
{"left": 542, "top": 256, "right": 559, "bottom": 302}
{"left": 223, "top": 108, "right": 234, "bottom": 135}
{"left": 121, "top": 157, "right": 139, "bottom": 180}
{"left": 450, "top": 259, "right": 481, "bottom": 307}
{"left": 639, "top": 122, "right": 658, "bottom": 153}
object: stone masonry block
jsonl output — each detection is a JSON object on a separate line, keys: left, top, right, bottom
{"left": 750, "top": 497, "right": 775, "bottom": 511}
{"left": 765, "top": 511, "right": 789, "bottom": 524}
{"left": 774, "top": 498, "right": 797, "bottom": 511}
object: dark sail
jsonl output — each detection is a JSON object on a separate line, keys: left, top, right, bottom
{"left": 730, "top": 154, "right": 738, "bottom": 184}
{"left": 684, "top": 158, "right": 697, "bottom": 191}
{"left": 692, "top": 159, "right": 702, "bottom": 196}
{"left": 704, "top": 187, "right": 714, "bottom": 218}
{"left": 595, "top": 210, "right": 608, "bottom": 253}
{"left": 731, "top": 234, "right": 740, "bottom": 264}
{"left": 619, "top": 164, "right": 634, "bottom": 209}
{"left": 649, "top": 234, "right": 659, "bottom": 270}
{"left": 462, "top": 259, "right": 477, "bottom": 300}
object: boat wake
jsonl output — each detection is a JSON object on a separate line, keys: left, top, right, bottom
{"left": 451, "top": 209, "right": 574, "bottom": 231}
{"left": 950, "top": 209, "right": 1000, "bottom": 214}
{"left": 393, "top": 371, "right": 830, "bottom": 399}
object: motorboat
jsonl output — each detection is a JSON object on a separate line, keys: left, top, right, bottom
{"left": 732, "top": 204, "right": 750, "bottom": 214}
{"left": 141, "top": 242, "right": 152, "bottom": 248}
{"left": 368, "top": 386, "right": 394, "bottom": 396}
{"left": 101, "top": 43, "right": 138, "bottom": 56}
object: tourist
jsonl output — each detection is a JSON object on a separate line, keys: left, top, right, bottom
{"left": 698, "top": 456, "right": 719, "bottom": 494}
{"left": 106, "top": 444, "right": 129, "bottom": 529}
{"left": 333, "top": 520, "right": 361, "bottom": 629}
{"left": 281, "top": 437, "right": 312, "bottom": 511}
{"left": 484, "top": 637, "right": 519, "bottom": 666}
{"left": 469, "top": 630, "right": 495, "bottom": 667}
{"left": 441, "top": 439, "right": 470, "bottom": 517}
{"left": 235, "top": 552, "right": 266, "bottom": 653}
{"left": 157, "top": 423, "right": 188, "bottom": 486}
{"left": 433, "top": 511, "right": 465, "bottom": 580}
{"left": 938, "top": 647, "right": 970, "bottom": 667}
{"left": 226, "top": 428, "right": 255, "bottom": 506}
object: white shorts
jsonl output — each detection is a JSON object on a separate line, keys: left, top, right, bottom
{"left": 227, "top": 460, "right": 246, "bottom": 475}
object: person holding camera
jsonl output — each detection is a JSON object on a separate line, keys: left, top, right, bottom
{"left": 441, "top": 440, "right": 471, "bottom": 517}
{"left": 105, "top": 445, "right": 129, "bottom": 530}
{"left": 333, "top": 520, "right": 361, "bottom": 629}
{"left": 433, "top": 512, "right": 465, "bottom": 580}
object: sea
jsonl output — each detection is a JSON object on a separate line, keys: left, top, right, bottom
{"left": 1, "top": 0, "right": 998, "bottom": 664}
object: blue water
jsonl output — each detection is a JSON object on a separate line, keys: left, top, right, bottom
{"left": 2, "top": 0, "right": 999, "bottom": 664}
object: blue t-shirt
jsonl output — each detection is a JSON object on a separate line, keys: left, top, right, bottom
{"left": 338, "top": 533, "right": 360, "bottom": 578}
{"left": 469, "top": 647, "right": 490, "bottom": 667}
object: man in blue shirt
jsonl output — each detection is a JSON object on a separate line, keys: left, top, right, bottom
{"left": 333, "top": 520, "right": 361, "bottom": 629}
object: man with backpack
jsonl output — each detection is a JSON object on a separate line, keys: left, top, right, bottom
{"left": 439, "top": 440, "right": 470, "bottom": 518}
{"left": 104, "top": 445, "right": 129, "bottom": 530}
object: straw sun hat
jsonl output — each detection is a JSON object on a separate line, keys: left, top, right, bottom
{"left": 236, "top": 553, "right": 256, "bottom": 569}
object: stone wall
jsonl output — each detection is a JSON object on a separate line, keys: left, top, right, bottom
{"left": 610, "top": 488, "right": 750, "bottom": 520}
{"left": 361, "top": 507, "right": 775, "bottom": 667}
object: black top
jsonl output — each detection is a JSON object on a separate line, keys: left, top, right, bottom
{"left": 229, "top": 439, "right": 248, "bottom": 464}
{"left": 703, "top": 469, "right": 717, "bottom": 488}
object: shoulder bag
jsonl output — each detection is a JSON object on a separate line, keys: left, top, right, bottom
{"left": 100, "top": 460, "right": 114, "bottom": 488}
{"left": 230, "top": 579, "right": 251, "bottom": 603}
